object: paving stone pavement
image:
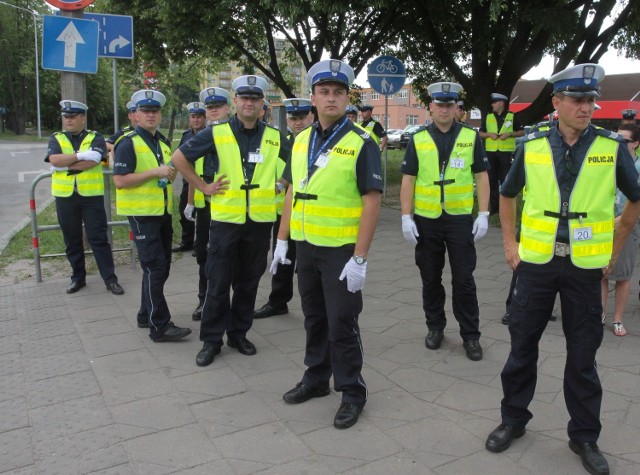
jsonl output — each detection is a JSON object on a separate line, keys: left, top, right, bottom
{"left": 2, "top": 206, "right": 640, "bottom": 474}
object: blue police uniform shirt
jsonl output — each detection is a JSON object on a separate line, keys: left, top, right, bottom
{"left": 282, "top": 115, "right": 383, "bottom": 196}
{"left": 178, "top": 115, "right": 291, "bottom": 181}
{"left": 500, "top": 123, "right": 640, "bottom": 242}
{"left": 106, "top": 125, "right": 134, "bottom": 145}
{"left": 401, "top": 121, "right": 489, "bottom": 176}
{"left": 112, "top": 126, "right": 171, "bottom": 175}
{"left": 45, "top": 129, "right": 107, "bottom": 162}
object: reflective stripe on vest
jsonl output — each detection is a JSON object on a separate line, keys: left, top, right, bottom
{"left": 51, "top": 132, "right": 104, "bottom": 197}
{"left": 193, "top": 157, "right": 206, "bottom": 208}
{"left": 290, "top": 127, "right": 365, "bottom": 246}
{"left": 115, "top": 134, "right": 173, "bottom": 216}
{"left": 209, "top": 123, "right": 280, "bottom": 224}
{"left": 485, "top": 112, "right": 515, "bottom": 152}
{"left": 361, "top": 120, "right": 380, "bottom": 144}
{"left": 413, "top": 127, "right": 476, "bottom": 218}
{"left": 520, "top": 136, "right": 617, "bottom": 268}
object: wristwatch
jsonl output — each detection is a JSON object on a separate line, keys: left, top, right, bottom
{"left": 353, "top": 255, "right": 367, "bottom": 265}
{"left": 275, "top": 182, "right": 285, "bottom": 193}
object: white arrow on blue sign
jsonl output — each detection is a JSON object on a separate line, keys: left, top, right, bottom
{"left": 83, "top": 13, "right": 134, "bottom": 59}
{"left": 42, "top": 15, "right": 99, "bottom": 73}
{"left": 367, "top": 56, "right": 406, "bottom": 96}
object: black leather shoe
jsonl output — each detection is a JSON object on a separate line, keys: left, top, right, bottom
{"left": 151, "top": 326, "right": 192, "bottom": 342}
{"left": 137, "top": 320, "right": 149, "bottom": 328}
{"left": 283, "top": 382, "right": 331, "bottom": 404}
{"left": 569, "top": 441, "right": 610, "bottom": 475}
{"left": 425, "top": 330, "right": 444, "bottom": 350}
{"left": 486, "top": 424, "right": 526, "bottom": 452}
{"left": 196, "top": 344, "right": 221, "bottom": 367}
{"left": 501, "top": 312, "right": 510, "bottom": 325}
{"left": 463, "top": 340, "right": 483, "bottom": 361}
{"left": 66, "top": 281, "right": 86, "bottom": 294}
{"left": 227, "top": 336, "right": 257, "bottom": 355}
{"left": 106, "top": 282, "right": 124, "bottom": 295}
{"left": 253, "top": 303, "right": 288, "bottom": 319}
{"left": 171, "top": 242, "right": 193, "bottom": 253}
{"left": 192, "top": 303, "right": 203, "bottom": 321}
{"left": 334, "top": 402, "right": 363, "bottom": 429}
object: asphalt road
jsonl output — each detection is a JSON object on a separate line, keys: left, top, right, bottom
{"left": 0, "top": 140, "right": 50, "bottom": 250}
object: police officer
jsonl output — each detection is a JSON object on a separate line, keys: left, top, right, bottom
{"left": 46, "top": 100, "right": 124, "bottom": 296}
{"left": 621, "top": 108, "right": 637, "bottom": 125}
{"left": 113, "top": 89, "right": 192, "bottom": 342}
{"left": 254, "top": 98, "right": 314, "bottom": 319}
{"left": 345, "top": 104, "right": 359, "bottom": 122}
{"left": 479, "top": 93, "right": 525, "bottom": 214}
{"left": 400, "top": 82, "right": 490, "bottom": 361}
{"left": 272, "top": 59, "right": 382, "bottom": 429}
{"left": 172, "top": 102, "right": 207, "bottom": 253}
{"left": 172, "top": 75, "right": 291, "bottom": 367}
{"left": 485, "top": 64, "right": 640, "bottom": 475}
{"left": 189, "top": 87, "right": 232, "bottom": 321}
{"left": 106, "top": 100, "right": 138, "bottom": 153}
{"left": 359, "top": 102, "right": 388, "bottom": 151}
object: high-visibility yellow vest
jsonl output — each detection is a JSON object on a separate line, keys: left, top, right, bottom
{"left": 413, "top": 126, "right": 476, "bottom": 218}
{"left": 51, "top": 132, "right": 104, "bottom": 197}
{"left": 485, "top": 112, "right": 516, "bottom": 152}
{"left": 520, "top": 135, "right": 617, "bottom": 268}
{"left": 361, "top": 120, "right": 381, "bottom": 144}
{"left": 116, "top": 134, "right": 173, "bottom": 216}
{"left": 209, "top": 123, "right": 280, "bottom": 224}
{"left": 290, "top": 127, "right": 366, "bottom": 246}
{"left": 193, "top": 157, "right": 206, "bottom": 209}
{"left": 275, "top": 157, "right": 286, "bottom": 215}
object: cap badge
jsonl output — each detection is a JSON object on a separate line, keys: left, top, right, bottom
{"left": 248, "top": 76, "right": 256, "bottom": 86}
{"left": 292, "top": 100, "right": 299, "bottom": 107}
{"left": 207, "top": 88, "right": 215, "bottom": 96}
{"left": 583, "top": 65, "right": 595, "bottom": 84}
{"left": 442, "top": 84, "right": 450, "bottom": 93}
{"left": 330, "top": 60, "right": 341, "bottom": 76}
{"left": 145, "top": 91, "right": 154, "bottom": 99}
{"left": 64, "top": 101, "right": 71, "bottom": 109}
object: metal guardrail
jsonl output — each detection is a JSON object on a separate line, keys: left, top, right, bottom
{"left": 29, "top": 168, "right": 135, "bottom": 283}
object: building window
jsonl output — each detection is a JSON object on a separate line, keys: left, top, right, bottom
{"left": 406, "top": 115, "right": 418, "bottom": 125}
{"left": 372, "top": 91, "right": 379, "bottom": 100}
{"left": 373, "top": 115, "right": 380, "bottom": 122}
{"left": 399, "top": 88, "right": 408, "bottom": 98}
{"left": 360, "top": 92, "right": 368, "bottom": 102}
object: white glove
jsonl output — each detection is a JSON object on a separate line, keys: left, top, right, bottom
{"left": 49, "top": 165, "right": 68, "bottom": 172}
{"left": 184, "top": 204, "right": 196, "bottom": 222}
{"left": 472, "top": 214, "right": 489, "bottom": 242}
{"left": 76, "top": 150, "right": 102, "bottom": 163}
{"left": 339, "top": 258, "right": 367, "bottom": 293}
{"left": 269, "top": 239, "right": 291, "bottom": 274}
{"left": 401, "top": 214, "right": 419, "bottom": 244}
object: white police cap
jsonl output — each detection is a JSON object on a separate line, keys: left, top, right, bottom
{"left": 345, "top": 104, "right": 359, "bottom": 115}
{"left": 187, "top": 102, "right": 206, "bottom": 114}
{"left": 284, "top": 98, "right": 312, "bottom": 116}
{"left": 131, "top": 89, "right": 167, "bottom": 109}
{"left": 548, "top": 63, "right": 605, "bottom": 97}
{"left": 306, "top": 59, "right": 355, "bottom": 90}
{"left": 621, "top": 109, "right": 637, "bottom": 119}
{"left": 427, "top": 82, "right": 463, "bottom": 103}
{"left": 231, "top": 75, "right": 268, "bottom": 97}
{"left": 126, "top": 100, "right": 137, "bottom": 112}
{"left": 359, "top": 102, "right": 374, "bottom": 111}
{"left": 263, "top": 99, "right": 270, "bottom": 110}
{"left": 491, "top": 93, "right": 509, "bottom": 102}
{"left": 199, "top": 87, "right": 231, "bottom": 106}
{"left": 59, "top": 100, "right": 88, "bottom": 115}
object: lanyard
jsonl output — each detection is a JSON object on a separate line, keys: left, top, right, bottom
{"left": 308, "top": 117, "right": 348, "bottom": 171}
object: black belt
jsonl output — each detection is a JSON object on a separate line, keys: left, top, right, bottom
{"left": 293, "top": 192, "right": 318, "bottom": 207}
{"left": 544, "top": 210, "right": 587, "bottom": 220}
{"left": 240, "top": 184, "right": 260, "bottom": 190}
{"left": 433, "top": 179, "right": 455, "bottom": 186}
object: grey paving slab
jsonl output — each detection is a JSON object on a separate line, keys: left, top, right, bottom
{"left": 3, "top": 205, "right": 640, "bottom": 474}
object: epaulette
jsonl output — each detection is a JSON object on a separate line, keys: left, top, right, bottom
{"left": 181, "top": 129, "right": 191, "bottom": 136}
{"left": 459, "top": 122, "right": 475, "bottom": 131}
{"left": 156, "top": 131, "right": 171, "bottom": 147}
{"left": 522, "top": 129, "right": 551, "bottom": 143}
{"left": 264, "top": 122, "right": 280, "bottom": 132}
{"left": 209, "top": 119, "right": 229, "bottom": 127}
{"left": 595, "top": 127, "right": 624, "bottom": 142}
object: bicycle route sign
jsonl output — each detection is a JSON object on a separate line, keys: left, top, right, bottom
{"left": 367, "top": 55, "right": 406, "bottom": 96}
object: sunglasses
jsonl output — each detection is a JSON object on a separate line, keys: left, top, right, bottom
{"left": 564, "top": 149, "right": 579, "bottom": 176}
{"left": 623, "top": 138, "right": 636, "bottom": 144}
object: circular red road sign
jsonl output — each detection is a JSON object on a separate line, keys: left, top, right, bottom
{"left": 44, "top": 0, "right": 96, "bottom": 10}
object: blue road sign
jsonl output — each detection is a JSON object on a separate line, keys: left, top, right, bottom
{"left": 83, "top": 13, "right": 134, "bottom": 59}
{"left": 367, "top": 56, "right": 406, "bottom": 96}
{"left": 42, "top": 15, "right": 99, "bottom": 74}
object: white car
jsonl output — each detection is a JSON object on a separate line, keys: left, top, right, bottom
{"left": 386, "top": 129, "right": 403, "bottom": 149}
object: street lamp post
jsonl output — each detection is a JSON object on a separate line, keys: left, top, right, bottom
{"left": 0, "top": 0, "right": 42, "bottom": 139}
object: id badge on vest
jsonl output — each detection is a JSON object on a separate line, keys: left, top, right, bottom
{"left": 573, "top": 226, "right": 593, "bottom": 242}
{"left": 315, "top": 153, "right": 330, "bottom": 168}
{"left": 504, "top": 120, "right": 512, "bottom": 128}
{"left": 450, "top": 158, "right": 465, "bottom": 169}
{"left": 248, "top": 151, "right": 264, "bottom": 163}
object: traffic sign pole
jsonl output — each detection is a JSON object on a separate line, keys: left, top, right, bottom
{"left": 112, "top": 58, "right": 119, "bottom": 132}
{"left": 59, "top": 9, "right": 86, "bottom": 105}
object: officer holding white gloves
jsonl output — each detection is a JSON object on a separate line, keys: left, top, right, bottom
{"left": 400, "top": 81, "right": 489, "bottom": 361}
{"left": 46, "top": 100, "right": 123, "bottom": 296}
{"left": 271, "top": 59, "right": 382, "bottom": 430}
